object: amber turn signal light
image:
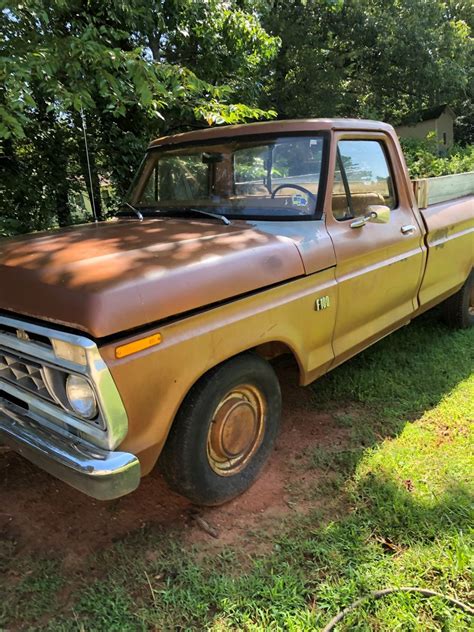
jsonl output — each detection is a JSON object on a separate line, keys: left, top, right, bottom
{"left": 115, "top": 333, "right": 162, "bottom": 359}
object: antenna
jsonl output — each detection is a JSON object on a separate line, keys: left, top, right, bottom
{"left": 80, "top": 104, "right": 98, "bottom": 223}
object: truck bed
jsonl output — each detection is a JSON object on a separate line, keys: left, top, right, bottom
{"left": 418, "top": 193, "right": 474, "bottom": 310}
{"left": 412, "top": 171, "right": 474, "bottom": 208}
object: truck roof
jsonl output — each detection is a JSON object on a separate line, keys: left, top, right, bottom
{"left": 148, "top": 118, "right": 394, "bottom": 150}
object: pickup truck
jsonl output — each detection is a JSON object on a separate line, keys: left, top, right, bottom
{"left": 0, "top": 119, "right": 472, "bottom": 505}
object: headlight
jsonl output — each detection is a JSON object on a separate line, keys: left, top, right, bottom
{"left": 65, "top": 374, "right": 98, "bottom": 419}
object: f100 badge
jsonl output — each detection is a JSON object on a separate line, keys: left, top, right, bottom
{"left": 315, "top": 295, "right": 330, "bottom": 311}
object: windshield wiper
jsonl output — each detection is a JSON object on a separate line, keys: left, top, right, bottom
{"left": 157, "top": 207, "right": 231, "bottom": 226}
{"left": 188, "top": 208, "right": 231, "bottom": 225}
{"left": 118, "top": 204, "right": 231, "bottom": 225}
{"left": 120, "top": 201, "right": 143, "bottom": 221}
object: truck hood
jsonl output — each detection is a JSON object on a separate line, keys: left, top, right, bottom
{"left": 0, "top": 218, "right": 305, "bottom": 338}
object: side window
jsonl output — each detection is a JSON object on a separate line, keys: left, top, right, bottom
{"left": 332, "top": 140, "right": 397, "bottom": 221}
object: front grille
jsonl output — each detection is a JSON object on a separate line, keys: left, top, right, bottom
{"left": 0, "top": 347, "right": 53, "bottom": 402}
{"left": 0, "top": 320, "right": 53, "bottom": 344}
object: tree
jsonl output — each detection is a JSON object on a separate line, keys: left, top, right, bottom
{"left": 261, "top": 0, "right": 473, "bottom": 124}
{"left": 1, "top": 0, "right": 472, "bottom": 238}
{"left": 0, "top": 1, "right": 279, "bottom": 232}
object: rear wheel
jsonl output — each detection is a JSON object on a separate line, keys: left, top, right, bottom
{"left": 441, "top": 271, "right": 474, "bottom": 329}
{"left": 160, "top": 353, "right": 281, "bottom": 505}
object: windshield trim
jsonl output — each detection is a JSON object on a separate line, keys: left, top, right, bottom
{"left": 116, "top": 205, "right": 324, "bottom": 223}
{"left": 126, "top": 131, "right": 330, "bottom": 222}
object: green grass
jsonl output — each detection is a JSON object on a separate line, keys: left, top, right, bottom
{"left": 1, "top": 312, "right": 473, "bottom": 631}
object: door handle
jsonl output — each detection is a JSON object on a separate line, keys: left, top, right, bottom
{"left": 401, "top": 224, "right": 416, "bottom": 235}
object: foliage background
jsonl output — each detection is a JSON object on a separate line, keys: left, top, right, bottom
{"left": 1, "top": 0, "right": 473, "bottom": 237}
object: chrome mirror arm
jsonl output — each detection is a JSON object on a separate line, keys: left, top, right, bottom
{"left": 350, "top": 205, "right": 390, "bottom": 229}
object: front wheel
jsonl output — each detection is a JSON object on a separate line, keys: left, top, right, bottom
{"left": 441, "top": 270, "right": 474, "bottom": 329}
{"left": 160, "top": 353, "right": 282, "bottom": 506}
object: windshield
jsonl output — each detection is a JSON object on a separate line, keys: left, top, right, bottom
{"left": 126, "top": 134, "right": 326, "bottom": 219}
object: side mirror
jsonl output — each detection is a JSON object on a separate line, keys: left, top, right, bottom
{"left": 350, "top": 205, "right": 391, "bottom": 229}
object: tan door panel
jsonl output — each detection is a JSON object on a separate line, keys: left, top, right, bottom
{"left": 326, "top": 132, "right": 425, "bottom": 365}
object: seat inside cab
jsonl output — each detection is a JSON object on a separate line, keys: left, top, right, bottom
{"left": 332, "top": 192, "right": 386, "bottom": 221}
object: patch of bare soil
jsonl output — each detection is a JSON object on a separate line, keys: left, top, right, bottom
{"left": 0, "top": 363, "right": 346, "bottom": 564}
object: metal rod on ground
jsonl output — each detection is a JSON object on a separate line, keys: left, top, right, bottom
{"left": 321, "top": 587, "right": 474, "bottom": 632}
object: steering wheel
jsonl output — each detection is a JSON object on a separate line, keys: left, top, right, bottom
{"left": 271, "top": 183, "right": 317, "bottom": 201}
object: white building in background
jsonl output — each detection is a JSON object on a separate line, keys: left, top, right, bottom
{"left": 395, "top": 105, "right": 455, "bottom": 152}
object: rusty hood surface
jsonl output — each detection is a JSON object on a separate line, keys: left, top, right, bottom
{"left": 0, "top": 218, "right": 306, "bottom": 338}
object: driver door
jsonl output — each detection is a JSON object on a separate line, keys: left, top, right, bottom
{"left": 326, "top": 132, "right": 425, "bottom": 365}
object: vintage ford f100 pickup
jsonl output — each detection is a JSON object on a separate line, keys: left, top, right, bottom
{"left": 0, "top": 119, "right": 472, "bottom": 504}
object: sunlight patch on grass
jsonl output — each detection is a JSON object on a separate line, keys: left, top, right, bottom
{"left": 353, "top": 375, "right": 473, "bottom": 517}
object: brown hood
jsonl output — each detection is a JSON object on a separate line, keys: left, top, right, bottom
{"left": 0, "top": 218, "right": 305, "bottom": 338}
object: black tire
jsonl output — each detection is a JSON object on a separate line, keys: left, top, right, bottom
{"left": 441, "top": 270, "right": 474, "bottom": 329}
{"left": 160, "top": 353, "right": 282, "bottom": 506}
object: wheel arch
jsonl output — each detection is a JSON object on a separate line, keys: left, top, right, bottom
{"left": 194, "top": 338, "right": 303, "bottom": 392}
{"left": 151, "top": 339, "right": 302, "bottom": 468}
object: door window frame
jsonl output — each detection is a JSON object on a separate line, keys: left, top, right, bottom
{"left": 332, "top": 138, "right": 398, "bottom": 221}
{"left": 325, "top": 131, "right": 408, "bottom": 226}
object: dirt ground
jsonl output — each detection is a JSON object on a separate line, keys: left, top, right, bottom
{"left": 0, "top": 364, "right": 346, "bottom": 563}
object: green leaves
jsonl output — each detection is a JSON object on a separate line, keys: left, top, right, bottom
{"left": 400, "top": 136, "right": 474, "bottom": 178}
{"left": 0, "top": 1, "right": 280, "bottom": 234}
{"left": 194, "top": 100, "right": 277, "bottom": 126}
{"left": 263, "top": 0, "right": 473, "bottom": 123}
{"left": 2, "top": 0, "right": 472, "bottom": 237}
{"left": 1, "top": 0, "right": 279, "bottom": 141}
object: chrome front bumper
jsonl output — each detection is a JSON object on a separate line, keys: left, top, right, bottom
{"left": 0, "top": 398, "right": 141, "bottom": 500}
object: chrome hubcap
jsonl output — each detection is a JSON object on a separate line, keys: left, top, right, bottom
{"left": 207, "top": 385, "right": 266, "bottom": 476}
